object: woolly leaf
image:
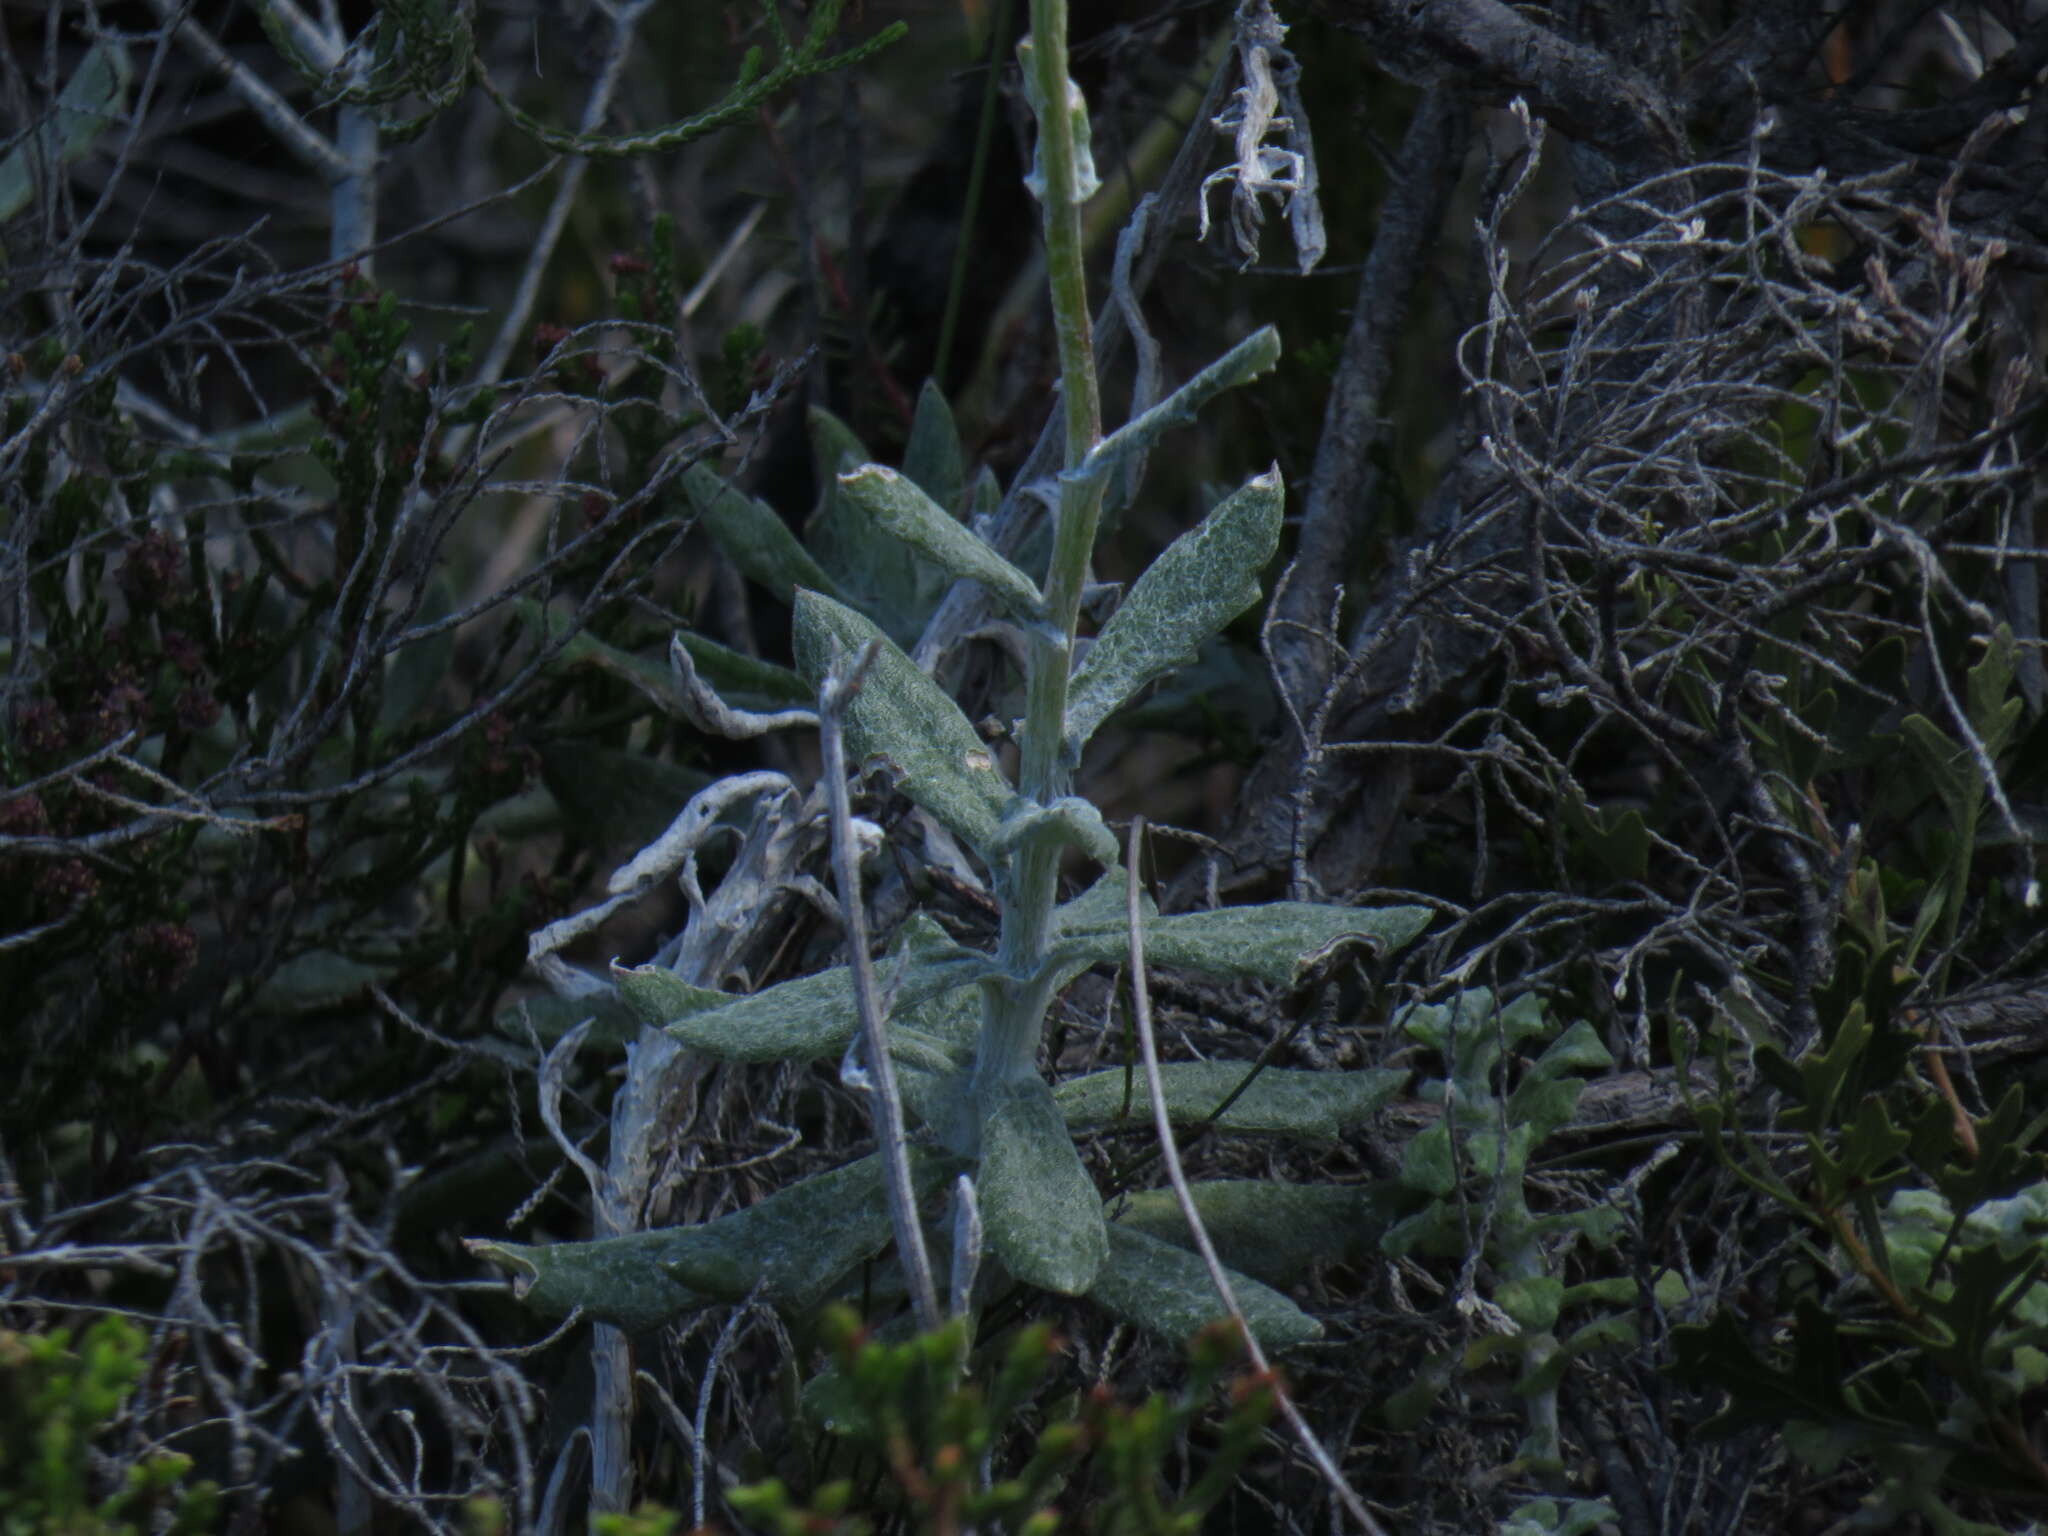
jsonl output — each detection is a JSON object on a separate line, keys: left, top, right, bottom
{"left": 1066, "top": 468, "right": 1285, "bottom": 749}
{"left": 1112, "top": 1180, "right": 1405, "bottom": 1288}
{"left": 657, "top": 914, "right": 988, "bottom": 1062}
{"left": 1055, "top": 899, "right": 1432, "bottom": 987}
{"left": 980, "top": 1078, "right": 1106, "bottom": 1295}
{"left": 837, "top": 464, "right": 1044, "bottom": 623}
{"left": 0, "top": 41, "right": 131, "bottom": 223}
{"left": 1056, "top": 1063, "right": 1404, "bottom": 1141}
{"left": 1087, "top": 1223, "right": 1320, "bottom": 1350}
{"left": 794, "top": 591, "right": 1012, "bottom": 855}
{"left": 902, "top": 379, "right": 965, "bottom": 513}
{"left": 683, "top": 463, "right": 843, "bottom": 607}
{"left": 467, "top": 1150, "right": 959, "bottom": 1330}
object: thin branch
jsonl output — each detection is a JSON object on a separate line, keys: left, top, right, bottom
{"left": 1123, "top": 817, "right": 1392, "bottom": 1536}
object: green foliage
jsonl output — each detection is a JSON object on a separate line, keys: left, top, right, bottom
{"left": 0, "top": 40, "right": 132, "bottom": 224}
{"left": 0, "top": 1317, "right": 219, "bottom": 1536}
{"left": 1679, "top": 946, "right": 2048, "bottom": 1523}
{"left": 745, "top": 1305, "right": 1278, "bottom": 1536}
{"left": 1379, "top": 989, "right": 1626, "bottom": 1471}
{"left": 481, "top": 18, "right": 1428, "bottom": 1363}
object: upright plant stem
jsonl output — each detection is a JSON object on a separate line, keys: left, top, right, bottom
{"left": 979, "top": 0, "right": 1109, "bottom": 1091}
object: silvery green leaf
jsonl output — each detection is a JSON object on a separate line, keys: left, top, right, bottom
{"left": 1112, "top": 1181, "right": 1405, "bottom": 1288}
{"left": 990, "top": 795, "right": 1118, "bottom": 866}
{"left": 1078, "top": 329, "right": 1283, "bottom": 492}
{"left": 837, "top": 464, "right": 1045, "bottom": 624}
{"left": 661, "top": 913, "right": 990, "bottom": 1062}
{"left": 467, "top": 1149, "right": 960, "bottom": 1330}
{"left": 1066, "top": 468, "right": 1285, "bottom": 750}
{"left": 903, "top": 379, "right": 965, "bottom": 513}
{"left": 1054, "top": 899, "right": 1432, "bottom": 987}
{"left": 969, "top": 463, "right": 1000, "bottom": 522}
{"left": 1087, "top": 1223, "right": 1319, "bottom": 1349}
{"left": 683, "top": 463, "right": 842, "bottom": 607}
{"left": 513, "top": 597, "right": 806, "bottom": 717}
{"left": 1056, "top": 1063, "right": 1405, "bottom": 1140}
{"left": 612, "top": 965, "right": 729, "bottom": 1028}
{"left": 979, "top": 1078, "right": 1106, "bottom": 1295}
{"left": 893, "top": 982, "right": 981, "bottom": 1153}
{"left": 805, "top": 408, "right": 947, "bottom": 645}
{"left": 494, "top": 990, "right": 645, "bottom": 1050}
{"left": 1018, "top": 40, "right": 1100, "bottom": 204}
{"left": 793, "top": 591, "right": 1012, "bottom": 854}
{"left": 0, "top": 40, "right": 131, "bottom": 223}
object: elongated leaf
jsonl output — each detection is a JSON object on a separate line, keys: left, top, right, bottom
{"left": 612, "top": 965, "right": 730, "bottom": 1028}
{"left": 382, "top": 576, "right": 454, "bottom": 730}
{"left": 893, "top": 982, "right": 981, "bottom": 1154}
{"left": 1066, "top": 469, "right": 1286, "bottom": 749}
{"left": 512, "top": 599, "right": 807, "bottom": 719}
{"left": 902, "top": 379, "right": 965, "bottom": 512}
{"left": 661, "top": 913, "right": 989, "bottom": 1061}
{"left": 1112, "top": 1181, "right": 1406, "bottom": 1288}
{"left": 793, "top": 591, "right": 1013, "bottom": 854}
{"left": 1056, "top": 1063, "right": 1405, "bottom": 1140}
{"left": 1079, "top": 328, "right": 1283, "bottom": 490}
{"left": 683, "top": 463, "right": 842, "bottom": 606}
{"left": 1087, "top": 1223, "right": 1320, "bottom": 1349}
{"left": 980, "top": 1079, "right": 1106, "bottom": 1295}
{"left": 495, "top": 989, "right": 645, "bottom": 1050}
{"left": 468, "top": 1149, "right": 959, "bottom": 1331}
{"left": 0, "top": 40, "right": 131, "bottom": 223}
{"left": 1055, "top": 899, "right": 1432, "bottom": 987}
{"left": 805, "top": 408, "right": 946, "bottom": 644}
{"left": 837, "top": 464, "right": 1044, "bottom": 623}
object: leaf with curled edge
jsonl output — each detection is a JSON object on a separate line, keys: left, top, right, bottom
{"left": 1065, "top": 468, "right": 1284, "bottom": 751}
{"left": 793, "top": 590, "right": 1013, "bottom": 856}
{"left": 467, "top": 1148, "right": 961, "bottom": 1331}
{"left": 1086, "top": 1223, "right": 1320, "bottom": 1350}
{"left": 980, "top": 1078, "right": 1107, "bottom": 1295}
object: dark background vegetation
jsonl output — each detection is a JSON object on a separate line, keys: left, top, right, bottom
{"left": 4, "top": 1, "right": 2048, "bottom": 1532}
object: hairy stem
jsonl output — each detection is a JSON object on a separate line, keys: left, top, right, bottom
{"left": 975, "top": 0, "right": 1107, "bottom": 1093}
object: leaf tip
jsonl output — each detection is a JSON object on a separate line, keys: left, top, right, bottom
{"left": 464, "top": 1239, "right": 538, "bottom": 1298}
